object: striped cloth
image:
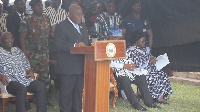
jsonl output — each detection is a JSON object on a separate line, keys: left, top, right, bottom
{"left": 0, "top": 47, "right": 34, "bottom": 87}
{"left": 0, "top": 13, "right": 8, "bottom": 32}
{"left": 94, "top": 12, "right": 122, "bottom": 36}
{"left": 43, "top": 7, "right": 67, "bottom": 26}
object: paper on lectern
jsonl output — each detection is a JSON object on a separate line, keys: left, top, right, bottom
{"left": 155, "top": 53, "right": 170, "bottom": 70}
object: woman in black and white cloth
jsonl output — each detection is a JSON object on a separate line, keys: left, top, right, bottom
{"left": 111, "top": 30, "right": 173, "bottom": 104}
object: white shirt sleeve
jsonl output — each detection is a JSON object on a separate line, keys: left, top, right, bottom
{"left": 110, "top": 61, "right": 124, "bottom": 69}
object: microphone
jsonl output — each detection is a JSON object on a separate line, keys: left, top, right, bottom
{"left": 88, "top": 27, "right": 105, "bottom": 40}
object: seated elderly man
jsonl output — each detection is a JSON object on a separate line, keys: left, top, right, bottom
{"left": 111, "top": 60, "right": 161, "bottom": 111}
{"left": 0, "top": 32, "right": 47, "bottom": 112}
{"left": 110, "top": 31, "right": 161, "bottom": 111}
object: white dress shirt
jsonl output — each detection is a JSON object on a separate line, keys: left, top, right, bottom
{"left": 68, "top": 17, "right": 81, "bottom": 34}
{"left": 110, "top": 61, "right": 124, "bottom": 69}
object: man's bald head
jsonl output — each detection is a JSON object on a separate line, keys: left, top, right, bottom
{"left": 68, "top": 4, "right": 83, "bottom": 24}
{"left": 1, "top": 32, "right": 13, "bottom": 39}
{"left": 69, "top": 4, "right": 81, "bottom": 13}
{"left": 0, "top": 32, "right": 14, "bottom": 51}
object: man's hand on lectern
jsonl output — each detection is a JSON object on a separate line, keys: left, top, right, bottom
{"left": 75, "top": 42, "right": 86, "bottom": 47}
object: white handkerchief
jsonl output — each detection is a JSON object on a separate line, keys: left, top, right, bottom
{"left": 155, "top": 53, "right": 170, "bottom": 70}
{"left": 129, "top": 68, "right": 148, "bottom": 75}
{"left": 0, "top": 82, "right": 8, "bottom": 93}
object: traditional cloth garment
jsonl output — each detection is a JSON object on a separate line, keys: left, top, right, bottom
{"left": 0, "top": 47, "right": 34, "bottom": 87}
{"left": 43, "top": 6, "right": 67, "bottom": 26}
{"left": 0, "top": 13, "right": 8, "bottom": 32}
{"left": 111, "top": 49, "right": 139, "bottom": 81}
{"left": 112, "top": 45, "right": 173, "bottom": 100}
{"left": 94, "top": 12, "right": 122, "bottom": 37}
{"left": 20, "top": 13, "right": 51, "bottom": 85}
{"left": 128, "top": 46, "right": 173, "bottom": 100}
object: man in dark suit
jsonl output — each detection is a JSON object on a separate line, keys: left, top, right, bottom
{"left": 54, "top": 4, "right": 89, "bottom": 112}
{"left": 6, "top": 0, "right": 27, "bottom": 47}
{"left": 1, "top": 0, "right": 14, "bottom": 14}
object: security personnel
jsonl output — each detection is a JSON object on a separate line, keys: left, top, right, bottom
{"left": 19, "top": 0, "right": 52, "bottom": 106}
{"left": 120, "top": 0, "right": 153, "bottom": 48}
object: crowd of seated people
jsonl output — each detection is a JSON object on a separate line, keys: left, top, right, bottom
{"left": 0, "top": 0, "right": 173, "bottom": 111}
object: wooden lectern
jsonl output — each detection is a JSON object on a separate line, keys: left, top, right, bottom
{"left": 70, "top": 40, "right": 126, "bottom": 112}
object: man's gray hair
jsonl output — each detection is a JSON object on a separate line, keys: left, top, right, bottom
{"left": 0, "top": 32, "right": 12, "bottom": 39}
{"left": 0, "top": 32, "right": 6, "bottom": 39}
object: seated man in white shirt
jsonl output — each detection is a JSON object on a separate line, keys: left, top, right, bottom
{"left": 0, "top": 32, "right": 47, "bottom": 112}
{"left": 111, "top": 59, "right": 161, "bottom": 111}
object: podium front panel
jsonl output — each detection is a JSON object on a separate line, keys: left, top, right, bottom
{"left": 83, "top": 54, "right": 110, "bottom": 112}
{"left": 94, "top": 40, "right": 126, "bottom": 61}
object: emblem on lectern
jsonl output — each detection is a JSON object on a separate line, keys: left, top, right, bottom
{"left": 106, "top": 43, "right": 116, "bottom": 58}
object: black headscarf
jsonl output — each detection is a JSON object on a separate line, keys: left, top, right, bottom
{"left": 129, "top": 30, "right": 145, "bottom": 46}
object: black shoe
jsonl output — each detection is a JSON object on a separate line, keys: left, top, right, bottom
{"left": 146, "top": 103, "right": 161, "bottom": 109}
{"left": 134, "top": 104, "right": 148, "bottom": 111}
{"left": 25, "top": 100, "right": 31, "bottom": 110}
{"left": 155, "top": 100, "right": 169, "bottom": 104}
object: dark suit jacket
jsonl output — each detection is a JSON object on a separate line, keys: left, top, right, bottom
{"left": 6, "top": 11, "right": 28, "bottom": 47}
{"left": 54, "top": 18, "right": 89, "bottom": 75}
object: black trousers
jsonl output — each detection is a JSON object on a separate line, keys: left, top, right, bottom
{"left": 117, "top": 75, "right": 154, "bottom": 107}
{"left": 49, "top": 64, "right": 60, "bottom": 89}
{"left": 6, "top": 80, "right": 47, "bottom": 112}
{"left": 59, "top": 74, "right": 84, "bottom": 112}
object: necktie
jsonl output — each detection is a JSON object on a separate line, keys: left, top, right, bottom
{"left": 75, "top": 24, "right": 81, "bottom": 35}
